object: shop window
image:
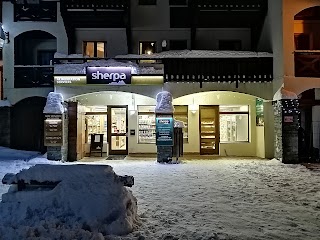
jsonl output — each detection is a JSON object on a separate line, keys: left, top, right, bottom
{"left": 83, "top": 41, "right": 107, "bottom": 58}
{"left": 139, "top": 0, "right": 156, "bottom": 5}
{"left": 169, "top": 0, "right": 187, "bottom": 5}
{"left": 138, "top": 105, "right": 156, "bottom": 144}
{"left": 173, "top": 105, "right": 188, "bottom": 143}
{"left": 139, "top": 41, "right": 156, "bottom": 55}
{"left": 85, "top": 113, "right": 108, "bottom": 143}
{"left": 219, "top": 40, "right": 242, "bottom": 51}
{"left": 219, "top": 105, "right": 249, "bottom": 142}
{"left": 170, "top": 40, "right": 187, "bottom": 50}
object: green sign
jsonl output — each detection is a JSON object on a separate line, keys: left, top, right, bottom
{"left": 256, "top": 98, "right": 264, "bottom": 126}
{"left": 156, "top": 117, "right": 174, "bottom": 146}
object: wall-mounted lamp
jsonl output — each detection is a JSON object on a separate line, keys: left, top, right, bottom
{"left": 190, "top": 97, "right": 198, "bottom": 114}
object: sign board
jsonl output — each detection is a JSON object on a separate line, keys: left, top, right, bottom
{"left": 54, "top": 76, "right": 86, "bottom": 86}
{"left": 44, "top": 114, "right": 63, "bottom": 146}
{"left": 86, "top": 67, "right": 131, "bottom": 85}
{"left": 156, "top": 116, "right": 174, "bottom": 146}
{"left": 284, "top": 116, "right": 294, "bottom": 123}
{"left": 256, "top": 98, "right": 264, "bottom": 126}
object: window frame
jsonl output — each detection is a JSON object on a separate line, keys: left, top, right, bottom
{"left": 83, "top": 41, "right": 107, "bottom": 58}
{"left": 219, "top": 105, "right": 250, "bottom": 143}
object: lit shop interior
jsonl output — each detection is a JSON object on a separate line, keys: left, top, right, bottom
{"left": 71, "top": 91, "right": 266, "bottom": 158}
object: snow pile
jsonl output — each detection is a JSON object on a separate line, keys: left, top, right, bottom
{"left": 155, "top": 91, "right": 174, "bottom": 113}
{"left": 0, "top": 100, "right": 11, "bottom": 107}
{"left": 0, "top": 164, "right": 138, "bottom": 239}
{"left": 116, "top": 50, "right": 273, "bottom": 59}
{"left": 43, "top": 92, "right": 64, "bottom": 114}
{"left": 174, "top": 120, "right": 185, "bottom": 128}
{"left": 273, "top": 85, "right": 298, "bottom": 101}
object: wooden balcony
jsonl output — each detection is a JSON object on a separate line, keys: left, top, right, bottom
{"left": 295, "top": 51, "right": 320, "bottom": 78}
{"left": 162, "top": 57, "right": 273, "bottom": 83}
{"left": 14, "top": 66, "right": 54, "bottom": 88}
{"left": 194, "top": 0, "right": 266, "bottom": 11}
{"left": 14, "top": 1, "right": 57, "bottom": 22}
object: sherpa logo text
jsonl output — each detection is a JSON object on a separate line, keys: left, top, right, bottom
{"left": 91, "top": 71, "right": 127, "bottom": 81}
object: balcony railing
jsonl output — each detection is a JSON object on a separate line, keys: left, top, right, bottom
{"left": 14, "top": 66, "right": 54, "bottom": 88}
{"left": 63, "top": 0, "right": 128, "bottom": 9}
{"left": 295, "top": 51, "right": 320, "bottom": 78}
{"left": 195, "top": 0, "right": 266, "bottom": 11}
{"left": 162, "top": 57, "right": 273, "bottom": 83}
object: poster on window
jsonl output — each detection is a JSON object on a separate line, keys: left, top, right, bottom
{"left": 256, "top": 98, "right": 264, "bottom": 126}
{"left": 156, "top": 117, "right": 174, "bottom": 146}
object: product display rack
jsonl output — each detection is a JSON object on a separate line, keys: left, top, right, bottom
{"left": 138, "top": 113, "right": 156, "bottom": 144}
{"left": 199, "top": 106, "right": 219, "bottom": 155}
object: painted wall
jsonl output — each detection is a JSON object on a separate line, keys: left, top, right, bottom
{"left": 2, "top": 2, "right": 68, "bottom": 104}
{"left": 196, "top": 29, "right": 251, "bottom": 50}
{"left": 267, "top": 0, "right": 284, "bottom": 95}
{"left": 56, "top": 81, "right": 274, "bottom": 102}
{"left": 74, "top": 28, "right": 128, "bottom": 57}
{"left": 283, "top": 0, "right": 320, "bottom": 95}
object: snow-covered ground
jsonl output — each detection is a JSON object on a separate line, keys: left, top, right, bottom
{"left": 0, "top": 148, "right": 320, "bottom": 240}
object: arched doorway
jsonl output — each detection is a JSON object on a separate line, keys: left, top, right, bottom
{"left": 11, "top": 97, "right": 47, "bottom": 153}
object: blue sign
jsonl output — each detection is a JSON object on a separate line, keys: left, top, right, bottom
{"left": 86, "top": 67, "right": 131, "bottom": 85}
{"left": 156, "top": 117, "right": 174, "bottom": 146}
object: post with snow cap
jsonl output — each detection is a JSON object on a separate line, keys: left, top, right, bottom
{"left": 43, "top": 92, "right": 68, "bottom": 161}
{"left": 155, "top": 91, "right": 174, "bottom": 163}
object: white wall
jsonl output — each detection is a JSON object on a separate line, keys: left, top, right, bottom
{"left": 2, "top": 2, "right": 68, "bottom": 104}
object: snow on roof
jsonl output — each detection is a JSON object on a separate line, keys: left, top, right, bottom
{"left": 0, "top": 164, "right": 138, "bottom": 237}
{"left": 116, "top": 50, "right": 273, "bottom": 59}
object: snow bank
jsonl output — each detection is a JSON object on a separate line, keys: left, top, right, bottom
{"left": 0, "top": 164, "right": 139, "bottom": 239}
{"left": 0, "top": 100, "right": 11, "bottom": 107}
{"left": 43, "top": 92, "right": 64, "bottom": 114}
{"left": 155, "top": 91, "right": 174, "bottom": 113}
{"left": 116, "top": 50, "right": 273, "bottom": 59}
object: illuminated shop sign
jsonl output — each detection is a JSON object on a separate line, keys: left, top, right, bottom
{"left": 86, "top": 67, "right": 131, "bottom": 85}
{"left": 54, "top": 76, "right": 86, "bottom": 85}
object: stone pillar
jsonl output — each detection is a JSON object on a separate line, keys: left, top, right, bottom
{"left": 274, "top": 99, "right": 300, "bottom": 163}
{"left": 44, "top": 92, "right": 68, "bottom": 161}
{"left": 0, "top": 106, "right": 11, "bottom": 147}
{"left": 155, "top": 91, "right": 174, "bottom": 163}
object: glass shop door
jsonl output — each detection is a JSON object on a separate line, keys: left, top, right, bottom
{"left": 107, "top": 106, "right": 128, "bottom": 155}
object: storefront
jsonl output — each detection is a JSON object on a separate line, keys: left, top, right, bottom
{"left": 53, "top": 59, "right": 268, "bottom": 159}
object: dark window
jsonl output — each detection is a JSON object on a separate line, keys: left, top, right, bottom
{"left": 37, "top": 50, "right": 55, "bottom": 65}
{"left": 219, "top": 40, "right": 242, "bottom": 51}
{"left": 169, "top": 0, "right": 187, "bottom": 5}
{"left": 139, "top": 41, "right": 156, "bottom": 55}
{"left": 170, "top": 40, "right": 187, "bottom": 50}
{"left": 139, "top": 0, "right": 157, "bottom": 5}
{"left": 294, "top": 34, "right": 310, "bottom": 50}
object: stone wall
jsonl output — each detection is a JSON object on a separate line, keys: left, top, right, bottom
{"left": 0, "top": 107, "right": 11, "bottom": 147}
{"left": 274, "top": 99, "right": 300, "bottom": 164}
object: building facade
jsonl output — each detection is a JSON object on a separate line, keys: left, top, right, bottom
{"left": 1, "top": 0, "right": 318, "bottom": 162}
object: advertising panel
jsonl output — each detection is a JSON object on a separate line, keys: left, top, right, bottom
{"left": 156, "top": 116, "right": 174, "bottom": 146}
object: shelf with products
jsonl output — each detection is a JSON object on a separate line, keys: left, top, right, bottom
{"left": 138, "top": 112, "right": 156, "bottom": 144}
